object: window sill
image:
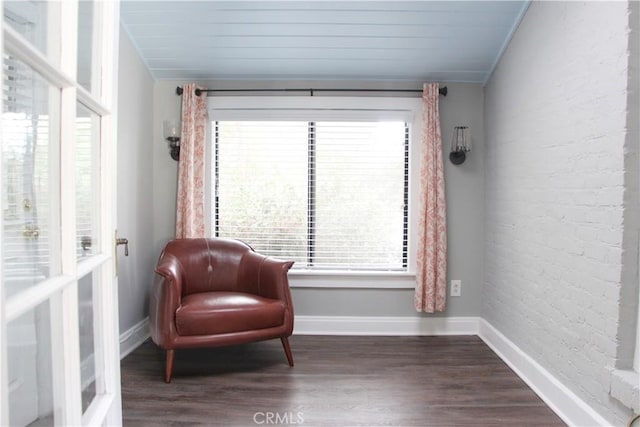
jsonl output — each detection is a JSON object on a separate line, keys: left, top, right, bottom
{"left": 610, "top": 368, "right": 640, "bottom": 412}
{"left": 288, "top": 270, "right": 416, "bottom": 289}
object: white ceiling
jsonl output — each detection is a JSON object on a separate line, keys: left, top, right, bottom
{"left": 120, "top": 1, "right": 530, "bottom": 83}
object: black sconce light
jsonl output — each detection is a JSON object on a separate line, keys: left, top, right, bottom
{"left": 449, "top": 126, "right": 471, "bottom": 165}
{"left": 163, "top": 120, "right": 180, "bottom": 161}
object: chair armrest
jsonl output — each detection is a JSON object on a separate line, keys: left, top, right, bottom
{"left": 258, "top": 257, "right": 295, "bottom": 334}
{"left": 149, "top": 254, "right": 183, "bottom": 348}
{"left": 258, "top": 257, "right": 295, "bottom": 302}
{"left": 238, "top": 252, "right": 294, "bottom": 302}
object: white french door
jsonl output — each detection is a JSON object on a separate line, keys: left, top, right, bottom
{"left": 0, "top": 0, "right": 121, "bottom": 426}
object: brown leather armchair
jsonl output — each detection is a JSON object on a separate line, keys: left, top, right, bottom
{"left": 149, "top": 238, "right": 295, "bottom": 383}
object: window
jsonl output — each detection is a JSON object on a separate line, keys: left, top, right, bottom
{"left": 2, "top": 53, "right": 56, "bottom": 286}
{"left": 209, "top": 97, "right": 421, "bottom": 273}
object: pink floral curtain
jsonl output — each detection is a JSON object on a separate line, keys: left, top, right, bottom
{"left": 415, "top": 83, "right": 447, "bottom": 313}
{"left": 175, "top": 83, "right": 207, "bottom": 238}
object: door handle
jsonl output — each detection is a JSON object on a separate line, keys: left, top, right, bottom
{"left": 116, "top": 237, "right": 129, "bottom": 256}
{"left": 114, "top": 230, "right": 129, "bottom": 275}
{"left": 81, "top": 236, "right": 92, "bottom": 252}
{"left": 22, "top": 224, "right": 40, "bottom": 239}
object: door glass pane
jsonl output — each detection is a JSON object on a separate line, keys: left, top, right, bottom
{"left": 77, "top": 0, "right": 97, "bottom": 95}
{"left": 8, "top": 301, "right": 55, "bottom": 426}
{"left": 78, "top": 272, "right": 97, "bottom": 413}
{"left": 3, "top": 1, "right": 59, "bottom": 63}
{"left": 76, "top": 103, "right": 100, "bottom": 259}
{"left": 2, "top": 55, "right": 61, "bottom": 296}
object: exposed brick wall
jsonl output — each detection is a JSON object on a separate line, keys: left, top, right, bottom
{"left": 483, "top": 1, "right": 637, "bottom": 425}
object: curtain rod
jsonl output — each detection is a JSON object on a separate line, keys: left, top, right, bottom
{"left": 175, "top": 86, "right": 447, "bottom": 97}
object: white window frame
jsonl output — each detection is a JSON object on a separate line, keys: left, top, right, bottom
{"left": 208, "top": 96, "right": 423, "bottom": 289}
{"left": 635, "top": 231, "right": 640, "bottom": 373}
{"left": 635, "top": 292, "right": 639, "bottom": 373}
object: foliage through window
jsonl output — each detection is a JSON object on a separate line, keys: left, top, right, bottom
{"left": 213, "top": 120, "right": 409, "bottom": 271}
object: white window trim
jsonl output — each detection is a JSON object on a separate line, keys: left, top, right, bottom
{"left": 609, "top": 150, "right": 640, "bottom": 413}
{"left": 207, "top": 96, "right": 423, "bottom": 289}
{"left": 635, "top": 297, "right": 640, "bottom": 372}
{"left": 635, "top": 231, "right": 640, "bottom": 373}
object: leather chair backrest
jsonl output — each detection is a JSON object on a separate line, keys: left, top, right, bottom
{"left": 161, "top": 238, "right": 253, "bottom": 296}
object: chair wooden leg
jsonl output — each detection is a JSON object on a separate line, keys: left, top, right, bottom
{"left": 165, "top": 349, "right": 175, "bottom": 383}
{"left": 281, "top": 337, "right": 294, "bottom": 367}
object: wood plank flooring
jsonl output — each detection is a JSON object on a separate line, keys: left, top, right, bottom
{"left": 121, "top": 335, "right": 566, "bottom": 426}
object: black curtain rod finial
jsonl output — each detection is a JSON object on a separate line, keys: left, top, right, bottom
{"left": 175, "top": 86, "right": 204, "bottom": 96}
{"left": 439, "top": 86, "right": 447, "bottom": 97}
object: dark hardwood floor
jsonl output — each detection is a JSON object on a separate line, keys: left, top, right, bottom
{"left": 121, "top": 335, "right": 566, "bottom": 427}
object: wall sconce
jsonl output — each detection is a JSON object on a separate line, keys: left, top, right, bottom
{"left": 163, "top": 120, "right": 180, "bottom": 161}
{"left": 449, "top": 126, "right": 471, "bottom": 165}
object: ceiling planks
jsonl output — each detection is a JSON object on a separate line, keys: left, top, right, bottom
{"left": 120, "top": 0, "right": 530, "bottom": 83}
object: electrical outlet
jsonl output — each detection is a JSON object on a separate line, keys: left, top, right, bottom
{"left": 450, "top": 280, "right": 462, "bottom": 297}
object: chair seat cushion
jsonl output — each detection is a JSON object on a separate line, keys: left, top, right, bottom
{"left": 175, "top": 291, "right": 285, "bottom": 336}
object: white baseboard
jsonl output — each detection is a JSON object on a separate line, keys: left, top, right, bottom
{"left": 478, "top": 319, "right": 612, "bottom": 427}
{"left": 81, "top": 317, "right": 149, "bottom": 388}
{"left": 119, "top": 317, "right": 150, "bottom": 360}
{"left": 293, "top": 315, "right": 480, "bottom": 336}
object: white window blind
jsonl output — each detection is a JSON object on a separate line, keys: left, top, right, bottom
{"left": 2, "top": 53, "right": 52, "bottom": 283}
{"left": 213, "top": 119, "right": 408, "bottom": 271}
{"left": 75, "top": 114, "right": 94, "bottom": 258}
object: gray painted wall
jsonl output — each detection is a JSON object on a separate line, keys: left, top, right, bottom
{"left": 483, "top": 1, "right": 638, "bottom": 424}
{"left": 151, "top": 80, "right": 485, "bottom": 317}
{"left": 116, "top": 28, "right": 156, "bottom": 333}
